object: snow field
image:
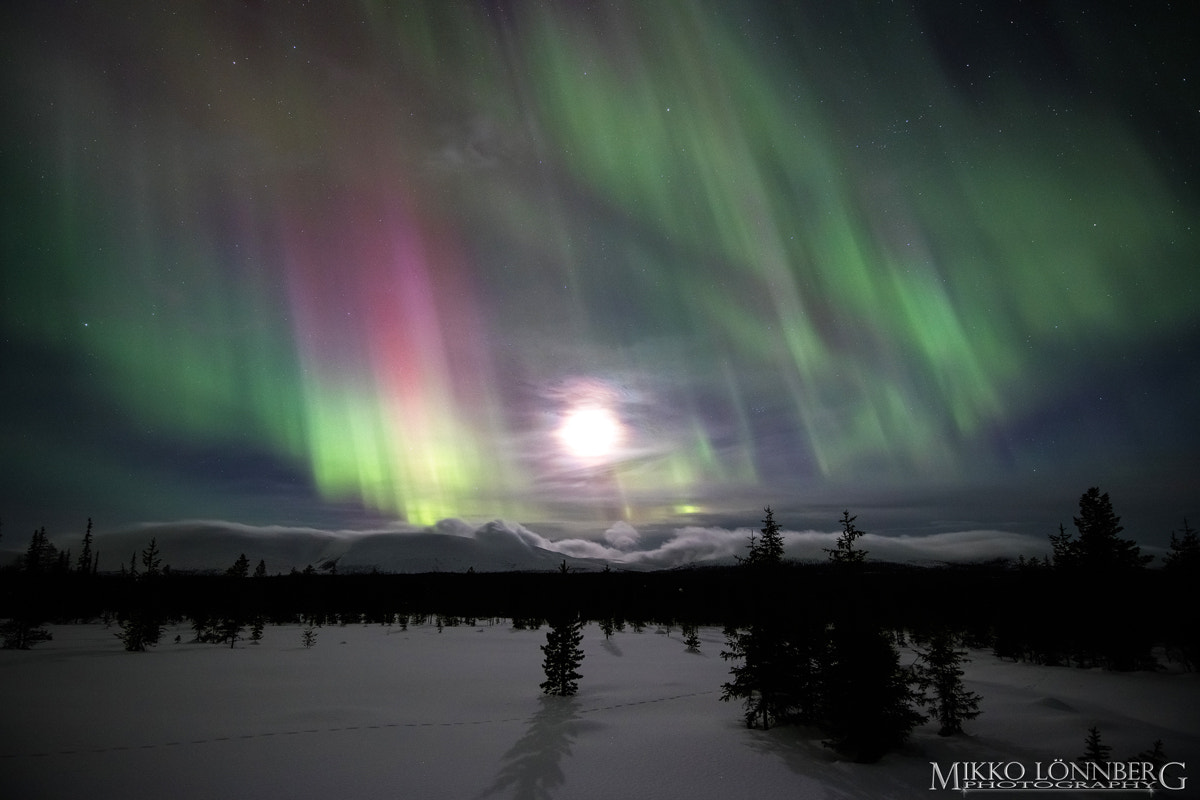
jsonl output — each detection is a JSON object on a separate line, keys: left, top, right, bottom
{"left": 2, "top": 622, "right": 1197, "bottom": 799}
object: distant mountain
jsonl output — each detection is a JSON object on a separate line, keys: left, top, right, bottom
{"left": 78, "top": 519, "right": 612, "bottom": 575}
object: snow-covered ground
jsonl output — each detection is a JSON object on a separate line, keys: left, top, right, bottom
{"left": 2, "top": 622, "right": 1197, "bottom": 799}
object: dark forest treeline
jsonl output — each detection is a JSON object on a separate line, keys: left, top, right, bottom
{"left": 3, "top": 487, "right": 1197, "bottom": 670}
{"left": 1, "top": 558, "right": 1195, "bottom": 667}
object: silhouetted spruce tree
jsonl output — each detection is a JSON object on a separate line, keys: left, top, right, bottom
{"left": 140, "top": 537, "right": 162, "bottom": 576}
{"left": 5, "top": 529, "right": 59, "bottom": 647}
{"left": 116, "top": 609, "right": 164, "bottom": 652}
{"left": 1049, "top": 523, "right": 1075, "bottom": 568}
{"left": 116, "top": 537, "right": 166, "bottom": 651}
{"left": 721, "top": 620, "right": 808, "bottom": 729}
{"left": 1136, "top": 739, "right": 1168, "bottom": 769}
{"left": 1049, "top": 489, "right": 1153, "bottom": 668}
{"left": 812, "top": 506, "right": 924, "bottom": 760}
{"left": 301, "top": 624, "right": 318, "bottom": 648}
{"left": 253, "top": 558, "right": 267, "bottom": 578}
{"left": 721, "top": 624, "right": 767, "bottom": 727}
{"left": 739, "top": 507, "right": 785, "bottom": 567}
{"left": 220, "top": 556, "right": 256, "bottom": 645}
{"left": 818, "top": 624, "right": 924, "bottom": 762}
{"left": 681, "top": 623, "right": 701, "bottom": 652}
{"left": 249, "top": 616, "right": 265, "bottom": 644}
{"left": 227, "top": 553, "right": 250, "bottom": 578}
{"left": 1164, "top": 519, "right": 1199, "bottom": 573}
{"left": 2, "top": 531, "right": 54, "bottom": 650}
{"left": 824, "top": 511, "right": 868, "bottom": 564}
{"left": 1055, "top": 488, "right": 1151, "bottom": 571}
{"left": 540, "top": 614, "right": 585, "bottom": 696}
{"left": 75, "top": 518, "right": 94, "bottom": 575}
{"left": 1079, "top": 726, "right": 1112, "bottom": 763}
{"left": 191, "top": 613, "right": 219, "bottom": 643}
{"left": 219, "top": 614, "right": 244, "bottom": 648}
{"left": 0, "top": 615, "right": 53, "bottom": 649}
{"left": 721, "top": 507, "right": 804, "bottom": 729}
{"left": 757, "top": 507, "right": 786, "bottom": 564}
{"left": 22, "top": 527, "right": 58, "bottom": 574}
{"left": 913, "top": 630, "right": 982, "bottom": 736}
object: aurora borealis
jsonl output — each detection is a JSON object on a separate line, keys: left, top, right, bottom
{"left": 2, "top": 1, "right": 1196, "bottom": 549}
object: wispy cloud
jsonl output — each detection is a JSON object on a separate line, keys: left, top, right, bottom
{"left": 78, "top": 517, "right": 1049, "bottom": 573}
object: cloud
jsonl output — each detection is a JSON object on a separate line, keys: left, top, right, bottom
{"left": 78, "top": 517, "right": 1049, "bottom": 574}
{"left": 620, "top": 526, "right": 747, "bottom": 568}
{"left": 545, "top": 538, "right": 625, "bottom": 561}
{"left": 574, "top": 526, "right": 1047, "bottom": 568}
{"left": 432, "top": 518, "right": 477, "bottom": 538}
{"left": 603, "top": 521, "right": 641, "bottom": 550}
{"left": 854, "top": 530, "right": 1049, "bottom": 563}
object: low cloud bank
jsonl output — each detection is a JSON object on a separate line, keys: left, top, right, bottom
{"left": 542, "top": 526, "right": 1048, "bottom": 568}
{"left": 78, "top": 518, "right": 1049, "bottom": 574}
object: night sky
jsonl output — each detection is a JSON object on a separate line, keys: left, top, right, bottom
{"left": 2, "top": 1, "right": 1197, "bottom": 557}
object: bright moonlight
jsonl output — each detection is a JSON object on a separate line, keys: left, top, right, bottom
{"left": 557, "top": 406, "right": 625, "bottom": 459}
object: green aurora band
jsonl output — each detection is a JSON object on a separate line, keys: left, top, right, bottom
{"left": 1, "top": 1, "right": 1195, "bottom": 526}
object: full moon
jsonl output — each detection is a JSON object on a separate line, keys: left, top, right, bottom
{"left": 557, "top": 406, "right": 624, "bottom": 459}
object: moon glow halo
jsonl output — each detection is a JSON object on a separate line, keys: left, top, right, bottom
{"left": 557, "top": 406, "right": 625, "bottom": 459}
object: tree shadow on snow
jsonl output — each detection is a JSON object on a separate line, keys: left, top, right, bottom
{"left": 478, "top": 695, "right": 603, "bottom": 800}
{"left": 601, "top": 638, "right": 623, "bottom": 657}
{"left": 745, "top": 724, "right": 928, "bottom": 800}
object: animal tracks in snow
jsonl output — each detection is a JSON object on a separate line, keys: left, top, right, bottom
{"left": 0, "top": 690, "right": 718, "bottom": 759}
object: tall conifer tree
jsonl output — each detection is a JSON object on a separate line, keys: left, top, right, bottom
{"left": 227, "top": 553, "right": 250, "bottom": 578}
{"left": 1070, "top": 488, "right": 1150, "bottom": 570}
{"left": 76, "top": 518, "right": 94, "bottom": 575}
{"left": 913, "top": 630, "right": 982, "bottom": 736}
{"left": 540, "top": 615, "right": 585, "bottom": 696}
{"left": 740, "top": 507, "right": 785, "bottom": 566}
{"left": 825, "top": 511, "right": 868, "bottom": 564}
{"left": 1164, "top": 519, "right": 1199, "bottom": 573}
{"left": 140, "top": 537, "right": 162, "bottom": 576}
